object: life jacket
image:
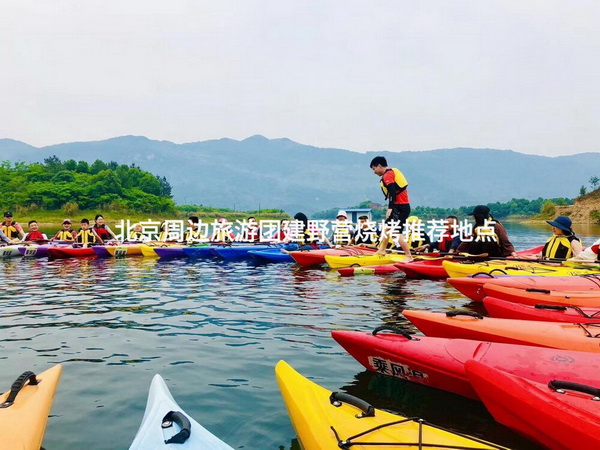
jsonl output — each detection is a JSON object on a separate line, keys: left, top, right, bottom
{"left": 77, "top": 229, "right": 96, "bottom": 245}
{"left": 380, "top": 168, "right": 409, "bottom": 203}
{"left": 468, "top": 224, "right": 502, "bottom": 257}
{"left": 542, "top": 235, "right": 581, "bottom": 259}
{"left": 406, "top": 233, "right": 426, "bottom": 249}
{"left": 55, "top": 230, "right": 75, "bottom": 241}
{"left": 24, "top": 231, "right": 45, "bottom": 241}
{"left": 354, "top": 228, "right": 378, "bottom": 245}
{"left": 331, "top": 223, "right": 353, "bottom": 245}
{"left": 1, "top": 222, "right": 20, "bottom": 239}
{"left": 438, "top": 233, "right": 455, "bottom": 252}
{"left": 129, "top": 231, "right": 145, "bottom": 242}
{"left": 94, "top": 226, "right": 111, "bottom": 240}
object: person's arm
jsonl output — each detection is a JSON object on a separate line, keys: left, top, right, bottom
{"left": 15, "top": 223, "right": 26, "bottom": 240}
{"left": 0, "top": 228, "right": 10, "bottom": 244}
{"left": 92, "top": 229, "right": 104, "bottom": 244}
{"left": 105, "top": 225, "right": 118, "bottom": 240}
{"left": 495, "top": 224, "right": 517, "bottom": 257}
{"left": 571, "top": 239, "right": 583, "bottom": 258}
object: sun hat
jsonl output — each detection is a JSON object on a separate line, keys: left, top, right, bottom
{"left": 62, "top": 219, "right": 72, "bottom": 224}
{"left": 407, "top": 215, "right": 419, "bottom": 223}
{"left": 336, "top": 210, "right": 347, "bottom": 219}
{"left": 469, "top": 205, "right": 490, "bottom": 216}
{"left": 546, "top": 216, "right": 573, "bottom": 233}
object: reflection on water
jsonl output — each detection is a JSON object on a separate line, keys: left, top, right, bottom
{"left": 0, "top": 226, "right": 596, "bottom": 449}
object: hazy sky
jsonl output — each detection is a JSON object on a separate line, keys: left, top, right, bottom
{"left": 2, "top": 1, "right": 599, "bottom": 156}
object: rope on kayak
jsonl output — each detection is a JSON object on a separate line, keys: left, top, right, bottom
{"left": 581, "top": 274, "right": 600, "bottom": 288}
{"left": 330, "top": 417, "right": 506, "bottom": 449}
{"left": 577, "top": 322, "right": 600, "bottom": 337}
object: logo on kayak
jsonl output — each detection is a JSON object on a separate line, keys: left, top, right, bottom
{"left": 368, "top": 356, "right": 428, "bottom": 380}
{"left": 550, "top": 355, "right": 575, "bottom": 365}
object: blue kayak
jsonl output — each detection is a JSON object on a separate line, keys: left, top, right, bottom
{"left": 248, "top": 248, "right": 294, "bottom": 263}
{"left": 213, "top": 244, "right": 298, "bottom": 261}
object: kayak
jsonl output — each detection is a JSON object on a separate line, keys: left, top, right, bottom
{"left": 447, "top": 274, "right": 600, "bottom": 302}
{"left": 332, "top": 329, "right": 600, "bottom": 400}
{"left": 325, "top": 253, "right": 411, "bottom": 269}
{"left": 19, "top": 244, "right": 51, "bottom": 258}
{"left": 0, "top": 245, "right": 23, "bottom": 258}
{"left": 153, "top": 246, "right": 188, "bottom": 258}
{"left": 442, "top": 260, "right": 600, "bottom": 278}
{"left": 482, "top": 283, "right": 600, "bottom": 307}
{"left": 213, "top": 244, "right": 297, "bottom": 261}
{"left": 181, "top": 244, "right": 225, "bottom": 258}
{"left": 403, "top": 309, "right": 600, "bottom": 352}
{"left": 92, "top": 246, "right": 112, "bottom": 258}
{"left": 275, "top": 360, "right": 506, "bottom": 450}
{"left": 394, "top": 259, "right": 448, "bottom": 279}
{"left": 140, "top": 244, "right": 160, "bottom": 257}
{"left": 0, "top": 364, "right": 62, "bottom": 450}
{"left": 130, "top": 374, "right": 233, "bottom": 449}
{"left": 466, "top": 360, "right": 600, "bottom": 449}
{"left": 105, "top": 244, "right": 143, "bottom": 257}
{"left": 248, "top": 249, "right": 294, "bottom": 263}
{"left": 484, "top": 296, "right": 600, "bottom": 323}
{"left": 290, "top": 247, "right": 377, "bottom": 267}
{"left": 338, "top": 264, "right": 401, "bottom": 276}
{"left": 47, "top": 246, "right": 97, "bottom": 259}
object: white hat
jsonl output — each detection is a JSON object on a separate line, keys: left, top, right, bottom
{"left": 336, "top": 210, "right": 347, "bottom": 218}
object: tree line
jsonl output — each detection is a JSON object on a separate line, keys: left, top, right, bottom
{"left": 0, "top": 157, "right": 175, "bottom": 213}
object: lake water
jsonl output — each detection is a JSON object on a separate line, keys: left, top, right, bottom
{"left": 1, "top": 222, "right": 599, "bottom": 449}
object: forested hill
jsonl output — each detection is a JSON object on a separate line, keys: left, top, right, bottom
{"left": 1, "top": 135, "right": 599, "bottom": 214}
{"left": 0, "top": 158, "right": 175, "bottom": 213}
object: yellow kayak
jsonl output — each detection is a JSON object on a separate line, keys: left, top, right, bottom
{"left": 275, "top": 361, "right": 506, "bottom": 450}
{"left": 325, "top": 253, "right": 410, "bottom": 269}
{"left": 0, "top": 364, "right": 62, "bottom": 450}
{"left": 442, "top": 260, "right": 600, "bottom": 278}
{"left": 105, "top": 244, "right": 143, "bottom": 257}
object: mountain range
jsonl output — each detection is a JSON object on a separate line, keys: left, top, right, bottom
{"left": 0, "top": 135, "right": 597, "bottom": 214}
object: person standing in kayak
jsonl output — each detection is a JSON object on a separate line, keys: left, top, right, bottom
{"left": 370, "top": 156, "right": 413, "bottom": 260}
{"left": 457, "top": 205, "right": 517, "bottom": 257}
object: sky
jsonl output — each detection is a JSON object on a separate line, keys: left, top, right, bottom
{"left": 2, "top": 0, "right": 599, "bottom": 156}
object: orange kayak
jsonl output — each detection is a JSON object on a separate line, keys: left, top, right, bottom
{"left": 482, "top": 283, "right": 600, "bottom": 307}
{"left": 403, "top": 309, "right": 600, "bottom": 353}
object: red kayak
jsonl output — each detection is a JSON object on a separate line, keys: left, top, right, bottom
{"left": 338, "top": 264, "right": 401, "bottom": 276}
{"left": 484, "top": 296, "right": 600, "bottom": 323}
{"left": 289, "top": 247, "right": 376, "bottom": 267}
{"left": 403, "top": 309, "right": 600, "bottom": 352}
{"left": 482, "top": 283, "right": 600, "bottom": 307}
{"left": 332, "top": 328, "right": 600, "bottom": 400}
{"left": 447, "top": 274, "right": 600, "bottom": 302}
{"left": 47, "top": 246, "right": 97, "bottom": 259}
{"left": 394, "top": 259, "right": 447, "bottom": 279}
{"left": 466, "top": 360, "right": 600, "bottom": 449}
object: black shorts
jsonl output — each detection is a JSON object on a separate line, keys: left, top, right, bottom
{"left": 385, "top": 204, "right": 411, "bottom": 228}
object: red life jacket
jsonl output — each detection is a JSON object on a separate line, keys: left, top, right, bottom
{"left": 94, "top": 226, "right": 111, "bottom": 240}
{"left": 25, "top": 231, "right": 45, "bottom": 241}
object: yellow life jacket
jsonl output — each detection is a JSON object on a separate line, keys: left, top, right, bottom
{"left": 129, "top": 231, "right": 145, "bottom": 241}
{"left": 1, "top": 222, "right": 19, "bottom": 239}
{"left": 55, "top": 230, "right": 75, "bottom": 241}
{"left": 77, "top": 229, "right": 96, "bottom": 244}
{"left": 380, "top": 168, "right": 408, "bottom": 200}
{"left": 543, "top": 235, "right": 580, "bottom": 259}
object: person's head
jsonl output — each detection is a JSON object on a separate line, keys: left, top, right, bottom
{"left": 62, "top": 219, "right": 72, "bottom": 229}
{"left": 247, "top": 216, "right": 258, "bottom": 226}
{"left": 28, "top": 220, "right": 38, "bottom": 231}
{"left": 358, "top": 215, "right": 369, "bottom": 228}
{"left": 188, "top": 216, "right": 199, "bottom": 228}
{"left": 546, "top": 216, "right": 573, "bottom": 236}
{"left": 369, "top": 156, "right": 388, "bottom": 176}
{"left": 80, "top": 218, "right": 90, "bottom": 230}
{"left": 280, "top": 219, "right": 290, "bottom": 229}
{"left": 3, "top": 211, "right": 13, "bottom": 223}
{"left": 469, "top": 205, "right": 491, "bottom": 225}
{"left": 133, "top": 223, "right": 143, "bottom": 232}
{"left": 445, "top": 215, "right": 458, "bottom": 229}
{"left": 336, "top": 210, "right": 348, "bottom": 221}
{"left": 294, "top": 212, "right": 308, "bottom": 230}
{"left": 94, "top": 214, "right": 105, "bottom": 226}
{"left": 218, "top": 217, "right": 228, "bottom": 228}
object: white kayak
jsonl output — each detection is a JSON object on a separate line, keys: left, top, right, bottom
{"left": 0, "top": 245, "right": 23, "bottom": 258}
{"left": 130, "top": 374, "right": 233, "bottom": 449}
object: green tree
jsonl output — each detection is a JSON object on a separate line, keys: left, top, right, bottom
{"left": 590, "top": 176, "right": 600, "bottom": 191}
{"left": 580, "top": 185, "right": 587, "bottom": 196}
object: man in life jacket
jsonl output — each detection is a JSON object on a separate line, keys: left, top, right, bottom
{"left": 351, "top": 214, "right": 378, "bottom": 247}
{"left": 370, "top": 156, "right": 413, "bottom": 260}
{"left": 457, "top": 205, "right": 518, "bottom": 257}
{"left": 51, "top": 219, "right": 77, "bottom": 241}
{"left": 540, "top": 216, "right": 582, "bottom": 260}
{"left": 1, "top": 211, "right": 25, "bottom": 240}
{"left": 24, "top": 220, "right": 48, "bottom": 242}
